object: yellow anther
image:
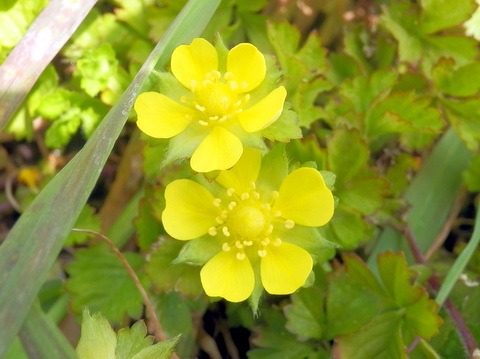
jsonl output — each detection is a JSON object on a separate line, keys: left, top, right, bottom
{"left": 266, "top": 224, "right": 273, "bottom": 234}
{"left": 243, "top": 240, "right": 253, "bottom": 246}
{"left": 241, "top": 192, "right": 249, "bottom": 200}
{"left": 244, "top": 94, "right": 251, "bottom": 102}
{"left": 240, "top": 81, "right": 248, "bottom": 89}
{"left": 212, "top": 70, "right": 221, "bottom": 79}
{"left": 236, "top": 252, "right": 246, "bottom": 260}
{"left": 213, "top": 198, "right": 222, "bottom": 207}
{"left": 285, "top": 220, "right": 295, "bottom": 229}
{"left": 227, "top": 188, "right": 235, "bottom": 196}
{"left": 234, "top": 100, "right": 242, "bottom": 107}
{"left": 195, "top": 104, "right": 206, "bottom": 112}
{"left": 271, "top": 191, "right": 279, "bottom": 199}
{"left": 208, "top": 227, "right": 218, "bottom": 236}
{"left": 274, "top": 210, "right": 282, "bottom": 217}
{"left": 180, "top": 96, "right": 188, "bottom": 103}
{"left": 273, "top": 238, "right": 282, "bottom": 246}
{"left": 222, "top": 226, "right": 231, "bottom": 237}
{"left": 185, "top": 114, "right": 192, "bottom": 121}
{"left": 209, "top": 116, "right": 219, "bottom": 121}
{"left": 221, "top": 210, "right": 228, "bottom": 219}
{"left": 198, "top": 120, "right": 209, "bottom": 126}
{"left": 215, "top": 217, "right": 224, "bottom": 224}
{"left": 228, "top": 201, "right": 237, "bottom": 210}
{"left": 234, "top": 108, "right": 243, "bottom": 114}
{"left": 229, "top": 81, "right": 239, "bottom": 90}
{"left": 222, "top": 242, "right": 231, "bottom": 251}
{"left": 218, "top": 116, "right": 228, "bottom": 122}
{"left": 235, "top": 240, "right": 243, "bottom": 249}
{"left": 261, "top": 238, "right": 270, "bottom": 246}
{"left": 202, "top": 80, "right": 211, "bottom": 87}
{"left": 190, "top": 80, "right": 197, "bottom": 89}
{"left": 224, "top": 72, "right": 234, "bottom": 80}
{"left": 249, "top": 181, "right": 256, "bottom": 189}
{"left": 258, "top": 249, "right": 267, "bottom": 257}
{"left": 252, "top": 191, "right": 260, "bottom": 200}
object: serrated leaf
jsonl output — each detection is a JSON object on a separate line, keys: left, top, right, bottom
{"left": 432, "top": 58, "right": 480, "bottom": 97}
{"left": 76, "top": 310, "right": 116, "bottom": 359}
{"left": 284, "top": 286, "right": 325, "bottom": 340}
{"left": 66, "top": 245, "right": 148, "bottom": 324}
{"left": 327, "top": 128, "right": 369, "bottom": 182}
{"left": 45, "top": 113, "right": 81, "bottom": 148}
{"left": 145, "top": 237, "right": 203, "bottom": 297}
{"left": 115, "top": 321, "right": 154, "bottom": 359}
{"left": 261, "top": 107, "right": 302, "bottom": 142}
{"left": 338, "top": 175, "right": 387, "bottom": 215}
{"left": 336, "top": 310, "right": 406, "bottom": 359}
{"left": 442, "top": 98, "right": 480, "bottom": 151}
{"left": 129, "top": 336, "right": 179, "bottom": 359}
{"left": 419, "top": 0, "right": 476, "bottom": 35}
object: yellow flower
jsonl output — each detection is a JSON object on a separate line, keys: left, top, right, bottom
{"left": 162, "top": 149, "right": 334, "bottom": 302}
{"left": 134, "top": 38, "right": 287, "bottom": 173}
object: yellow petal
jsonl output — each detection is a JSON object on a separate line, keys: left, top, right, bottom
{"left": 273, "top": 168, "right": 334, "bottom": 227}
{"left": 215, "top": 147, "right": 261, "bottom": 193}
{"left": 134, "top": 92, "right": 193, "bottom": 138}
{"left": 190, "top": 126, "right": 243, "bottom": 172}
{"left": 171, "top": 38, "right": 218, "bottom": 89}
{"left": 200, "top": 250, "right": 255, "bottom": 302}
{"left": 227, "top": 43, "right": 266, "bottom": 92}
{"left": 162, "top": 179, "right": 219, "bottom": 240}
{"left": 261, "top": 242, "right": 312, "bottom": 295}
{"left": 238, "top": 86, "right": 286, "bottom": 133}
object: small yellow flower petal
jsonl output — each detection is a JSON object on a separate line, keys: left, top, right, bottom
{"left": 162, "top": 179, "right": 219, "bottom": 240}
{"left": 238, "top": 86, "right": 287, "bottom": 133}
{"left": 200, "top": 250, "right": 255, "bottom": 302}
{"left": 261, "top": 242, "right": 312, "bottom": 295}
{"left": 190, "top": 126, "right": 243, "bottom": 172}
{"left": 273, "top": 168, "right": 334, "bottom": 227}
{"left": 171, "top": 38, "right": 218, "bottom": 90}
{"left": 215, "top": 147, "right": 261, "bottom": 193}
{"left": 227, "top": 43, "right": 266, "bottom": 92}
{"left": 135, "top": 92, "right": 193, "bottom": 138}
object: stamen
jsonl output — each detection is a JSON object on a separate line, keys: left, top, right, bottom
{"left": 273, "top": 238, "right": 282, "bottom": 246}
{"left": 266, "top": 224, "right": 273, "bottom": 234}
{"left": 218, "top": 116, "right": 228, "bottom": 122}
{"left": 244, "top": 94, "right": 251, "bottom": 102}
{"left": 274, "top": 210, "right": 282, "bottom": 217}
{"left": 228, "top": 201, "right": 237, "bottom": 210}
{"left": 213, "top": 198, "right": 222, "bottom": 207}
{"left": 235, "top": 240, "right": 244, "bottom": 249}
{"left": 212, "top": 70, "right": 221, "bottom": 79}
{"left": 234, "top": 100, "right": 242, "bottom": 107}
{"left": 234, "top": 108, "right": 243, "bottom": 114}
{"left": 241, "top": 192, "right": 249, "bottom": 200}
{"left": 209, "top": 116, "right": 219, "bottom": 121}
{"left": 236, "top": 252, "right": 246, "bottom": 260}
{"left": 222, "top": 242, "right": 231, "bottom": 251}
{"left": 180, "top": 96, "right": 188, "bottom": 103}
{"left": 261, "top": 238, "right": 270, "bottom": 246}
{"left": 243, "top": 240, "right": 253, "bottom": 246}
{"left": 285, "top": 220, "right": 295, "bottom": 229}
{"left": 240, "top": 81, "right": 248, "bottom": 89}
{"left": 208, "top": 227, "right": 218, "bottom": 236}
{"left": 220, "top": 210, "right": 228, "bottom": 219}
{"left": 215, "top": 217, "right": 224, "bottom": 224}
{"left": 195, "top": 104, "right": 206, "bottom": 112}
{"left": 229, "top": 81, "right": 239, "bottom": 90}
{"left": 202, "top": 80, "right": 211, "bottom": 87}
{"left": 190, "top": 80, "right": 197, "bottom": 90}
{"left": 224, "top": 72, "right": 234, "bottom": 80}
{"left": 271, "top": 191, "right": 279, "bottom": 199}
{"left": 258, "top": 249, "right": 267, "bottom": 257}
{"left": 227, "top": 188, "right": 235, "bottom": 196}
{"left": 185, "top": 114, "right": 192, "bottom": 121}
{"left": 222, "top": 226, "right": 231, "bottom": 237}
{"left": 262, "top": 203, "right": 271, "bottom": 211}
{"left": 198, "top": 120, "right": 209, "bottom": 126}
{"left": 252, "top": 191, "right": 260, "bottom": 200}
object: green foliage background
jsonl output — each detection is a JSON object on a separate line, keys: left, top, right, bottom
{"left": 1, "top": 0, "right": 480, "bottom": 358}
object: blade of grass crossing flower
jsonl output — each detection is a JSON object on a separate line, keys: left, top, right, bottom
{"left": 0, "top": 0, "right": 98, "bottom": 128}
{"left": 368, "top": 128, "right": 472, "bottom": 269}
{"left": 0, "top": 0, "right": 221, "bottom": 355}
{"left": 436, "top": 207, "right": 480, "bottom": 306}
{"left": 18, "top": 302, "right": 78, "bottom": 359}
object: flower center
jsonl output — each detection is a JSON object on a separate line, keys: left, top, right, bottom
{"left": 208, "top": 183, "right": 296, "bottom": 261}
{"left": 182, "top": 71, "right": 250, "bottom": 127}
{"left": 231, "top": 206, "right": 266, "bottom": 238}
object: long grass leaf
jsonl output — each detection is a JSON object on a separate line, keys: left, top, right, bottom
{"left": 0, "top": 0, "right": 221, "bottom": 354}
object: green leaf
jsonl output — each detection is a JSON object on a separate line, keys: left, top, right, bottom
{"left": 338, "top": 175, "right": 388, "bottom": 215}
{"left": 75, "top": 43, "right": 119, "bottom": 97}
{"left": 0, "top": 0, "right": 221, "bottom": 353}
{"left": 145, "top": 237, "right": 203, "bottom": 297}
{"left": 115, "top": 321, "right": 154, "bottom": 359}
{"left": 129, "top": 336, "right": 179, "bottom": 359}
{"left": 442, "top": 98, "right": 480, "bottom": 151}
{"left": 66, "top": 245, "right": 148, "bottom": 324}
{"left": 419, "top": 0, "right": 476, "bottom": 35}
{"left": 336, "top": 310, "right": 406, "bottom": 359}
{"left": 463, "top": 153, "right": 480, "bottom": 191}
{"left": 249, "top": 307, "right": 315, "bottom": 359}
{"left": 284, "top": 286, "right": 325, "bottom": 340}
{"left": 261, "top": 107, "right": 302, "bottom": 142}
{"left": 76, "top": 310, "right": 117, "bottom": 359}
{"left": 134, "top": 191, "right": 165, "bottom": 251}
{"left": 432, "top": 58, "right": 480, "bottom": 97}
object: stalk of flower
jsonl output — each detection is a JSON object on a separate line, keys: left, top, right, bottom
{"left": 162, "top": 148, "right": 335, "bottom": 303}
{"left": 133, "top": 38, "right": 287, "bottom": 173}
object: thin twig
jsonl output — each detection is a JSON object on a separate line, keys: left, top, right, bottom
{"left": 71, "top": 228, "right": 180, "bottom": 359}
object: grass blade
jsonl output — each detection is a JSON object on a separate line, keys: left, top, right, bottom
{"left": 0, "top": 0, "right": 221, "bottom": 355}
